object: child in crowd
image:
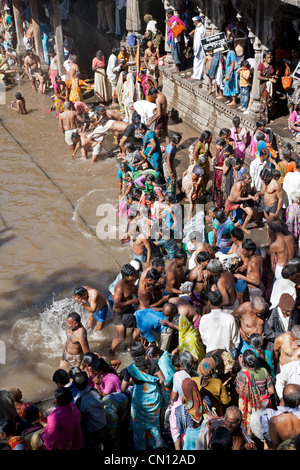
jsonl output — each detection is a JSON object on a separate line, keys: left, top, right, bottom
{"left": 10, "top": 91, "right": 27, "bottom": 114}
{"left": 237, "top": 60, "right": 251, "bottom": 111}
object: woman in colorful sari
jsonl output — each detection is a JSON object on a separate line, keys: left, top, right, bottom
{"left": 223, "top": 41, "right": 238, "bottom": 107}
{"left": 102, "top": 390, "right": 131, "bottom": 451}
{"left": 0, "top": 419, "right": 27, "bottom": 450}
{"left": 139, "top": 123, "right": 162, "bottom": 173}
{"left": 177, "top": 314, "right": 205, "bottom": 364}
{"left": 206, "top": 205, "right": 219, "bottom": 246}
{"left": 121, "top": 342, "right": 168, "bottom": 450}
{"left": 257, "top": 51, "right": 278, "bottom": 123}
{"left": 175, "top": 378, "right": 207, "bottom": 450}
{"left": 213, "top": 209, "right": 235, "bottom": 254}
{"left": 235, "top": 349, "right": 275, "bottom": 435}
{"left": 53, "top": 75, "right": 68, "bottom": 116}
{"left": 230, "top": 116, "right": 250, "bottom": 161}
{"left": 211, "top": 138, "right": 226, "bottom": 208}
{"left": 289, "top": 103, "right": 300, "bottom": 141}
{"left": 92, "top": 50, "right": 110, "bottom": 103}
{"left": 192, "top": 357, "right": 231, "bottom": 417}
{"left": 146, "top": 345, "right": 176, "bottom": 394}
{"left": 69, "top": 72, "right": 91, "bottom": 103}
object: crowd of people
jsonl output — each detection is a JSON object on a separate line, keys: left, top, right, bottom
{"left": 1, "top": 0, "right": 300, "bottom": 454}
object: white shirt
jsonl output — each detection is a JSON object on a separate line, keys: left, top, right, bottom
{"left": 199, "top": 308, "right": 240, "bottom": 355}
{"left": 270, "top": 278, "right": 296, "bottom": 309}
{"left": 249, "top": 158, "right": 268, "bottom": 192}
{"left": 275, "top": 360, "right": 300, "bottom": 399}
{"left": 282, "top": 171, "right": 300, "bottom": 207}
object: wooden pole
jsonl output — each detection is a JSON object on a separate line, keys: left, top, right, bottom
{"left": 11, "top": 0, "right": 26, "bottom": 64}
{"left": 29, "top": 0, "right": 47, "bottom": 69}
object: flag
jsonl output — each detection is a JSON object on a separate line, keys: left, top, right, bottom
{"left": 135, "top": 42, "right": 144, "bottom": 75}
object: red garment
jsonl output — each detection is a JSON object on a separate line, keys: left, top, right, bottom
{"left": 92, "top": 56, "right": 105, "bottom": 69}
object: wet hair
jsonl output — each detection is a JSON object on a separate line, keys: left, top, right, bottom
{"left": 263, "top": 50, "right": 272, "bottom": 59}
{"left": 269, "top": 219, "right": 288, "bottom": 234}
{"left": 81, "top": 352, "right": 98, "bottom": 366}
{"left": 72, "top": 371, "right": 89, "bottom": 391}
{"left": 215, "top": 209, "right": 226, "bottom": 223}
{"left": 282, "top": 265, "right": 297, "bottom": 279}
{"left": 287, "top": 258, "right": 300, "bottom": 273}
{"left": 196, "top": 251, "right": 211, "bottom": 264}
{"left": 52, "top": 368, "right": 69, "bottom": 386}
{"left": 148, "top": 86, "right": 158, "bottom": 96}
{"left": 249, "top": 333, "right": 265, "bottom": 360}
{"left": 74, "top": 286, "right": 87, "bottom": 297}
{"left": 15, "top": 92, "right": 22, "bottom": 100}
{"left": 67, "top": 312, "right": 81, "bottom": 324}
{"left": 208, "top": 290, "right": 223, "bottom": 306}
{"left": 130, "top": 341, "right": 148, "bottom": 370}
{"left": 242, "top": 239, "right": 257, "bottom": 254}
{"left": 91, "top": 357, "right": 117, "bottom": 375}
{"left": 54, "top": 386, "right": 73, "bottom": 406}
{"left": 145, "top": 268, "right": 160, "bottom": 282}
{"left": 146, "top": 345, "right": 163, "bottom": 359}
{"left": 271, "top": 169, "right": 281, "bottom": 180}
{"left": 137, "top": 122, "right": 148, "bottom": 133}
{"left": 243, "top": 349, "right": 258, "bottom": 368}
{"left": 256, "top": 119, "right": 266, "bottom": 129}
{"left": 216, "top": 138, "right": 226, "bottom": 147}
{"left": 209, "top": 426, "right": 233, "bottom": 451}
{"left": 230, "top": 227, "right": 244, "bottom": 241}
{"left": 152, "top": 257, "right": 165, "bottom": 269}
{"left": 69, "top": 366, "right": 81, "bottom": 380}
{"left": 200, "top": 130, "right": 212, "bottom": 142}
{"left": 174, "top": 249, "right": 188, "bottom": 261}
{"left": 0, "top": 419, "right": 16, "bottom": 437}
{"left": 219, "top": 128, "right": 230, "bottom": 137}
{"left": 260, "top": 168, "right": 271, "bottom": 181}
{"left": 145, "top": 174, "right": 156, "bottom": 183}
{"left": 122, "top": 313, "right": 136, "bottom": 328}
{"left": 121, "top": 263, "right": 137, "bottom": 278}
{"left": 180, "top": 351, "right": 196, "bottom": 376}
{"left": 171, "top": 132, "right": 182, "bottom": 143}
{"left": 222, "top": 143, "right": 234, "bottom": 155}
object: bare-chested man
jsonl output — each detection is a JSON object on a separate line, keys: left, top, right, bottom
{"left": 126, "top": 222, "right": 151, "bottom": 268}
{"left": 273, "top": 325, "right": 300, "bottom": 370}
{"left": 258, "top": 169, "right": 282, "bottom": 244}
{"left": 206, "top": 259, "right": 238, "bottom": 313}
{"left": 147, "top": 87, "right": 169, "bottom": 143}
{"left": 73, "top": 285, "right": 108, "bottom": 331}
{"left": 110, "top": 264, "right": 139, "bottom": 354}
{"left": 164, "top": 249, "right": 188, "bottom": 297}
{"left": 269, "top": 219, "right": 297, "bottom": 280}
{"left": 71, "top": 131, "right": 102, "bottom": 162}
{"left": 225, "top": 173, "right": 257, "bottom": 234}
{"left": 65, "top": 54, "right": 79, "bottom": 90}
{"left": 23, "top": 50, "right": 41, "bottom": 91}
{"left": 187, "top": 251, "right": 210, "bottom": 301}
{"left": 144, "top": 40, "right": 159, "bottom": 88}
{"left": 59, "top": 101, "right": 78, "bottom": 152}
{"left": 268, "top": 384, "right": 300, "bottom": 449}
{"left": 87, "top": 116, "right": 130, "bottom": 148}
{"left": 60, "top": 312, "right": 89, "bottom": 371}
{"left": 138, "top": 268, "right": 169, "bottom": 310}
{"left": 228, "top": 227, "right": 248, "bottom": 273}
{"left": 232, "top": 297, "right": 267, "bottom": 352}
{"left": 234, "top": 239, "right": 264, "bottom": 302}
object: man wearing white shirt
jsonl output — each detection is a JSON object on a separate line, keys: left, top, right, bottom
{"left": 264, "top": 293, "right": 298, "bottom": 352}
{"left": 190, "top": 16, "right": 206, "bottom": 80}
{"left": 269, "top": 265, "right": 297, "bottom": 310}
{"left": 249, "top": 147, "right": 270, "bottom": 192}
{"left": 199, "top": 290, "right": 240, "bottom": 357}
{"left": 275, "top": 360, "right": 300, "bottom": 400}
{"left": 282, "top": 159, "right": 300, "bottom": 207}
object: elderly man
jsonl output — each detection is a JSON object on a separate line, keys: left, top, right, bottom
{"left": 232, "top": 297, "right": 268, "bottom": 354}
{"left": 264, "top": 294, "right": 298, "bottom": 352}
{"left": 60, "top": 312, "right": 89, "bottom": 371}
{"left": 196, "top": 406, "right": 256, "bottom": 450}
{"left": 273, "top": 325, "right": 300, "bottom": 372}
{"left": 206, "top": 259, "right": 238, "bottom": 313}
{"left": 190, "top": 16, "right": 206, "bottom": 81}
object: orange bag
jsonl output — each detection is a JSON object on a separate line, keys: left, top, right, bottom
{"left": 281, "top": 65, "right": 292, "bottom": 91}
{"left": 171, "top": 23, "right": 186, "bottom": 38}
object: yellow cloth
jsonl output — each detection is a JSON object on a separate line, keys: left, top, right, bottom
{"left": 178, "top": 314, "right": 205, "bottom": 364}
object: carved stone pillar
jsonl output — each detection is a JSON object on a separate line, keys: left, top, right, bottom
{"left": 11, "top": 0, "right": 26, "bottom": 64}
{"left": 50, "top": 0, "right": 65, "bottom": 77}
{"left": 29, "top": 0, "right": 47, "bottom": 70}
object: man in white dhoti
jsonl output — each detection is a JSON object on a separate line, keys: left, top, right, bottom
{"left": 191, "top": 16, "right": 206, "bottom": 81}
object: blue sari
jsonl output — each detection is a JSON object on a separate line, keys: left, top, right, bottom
{"left": 223, "top": 50, "right": 238, "bottom": 97}
{"left": 127, "top": 363, "right": 168, "bottom": 450}
{"left": 143, "top": 130, "right": 162, "bottom": 172}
